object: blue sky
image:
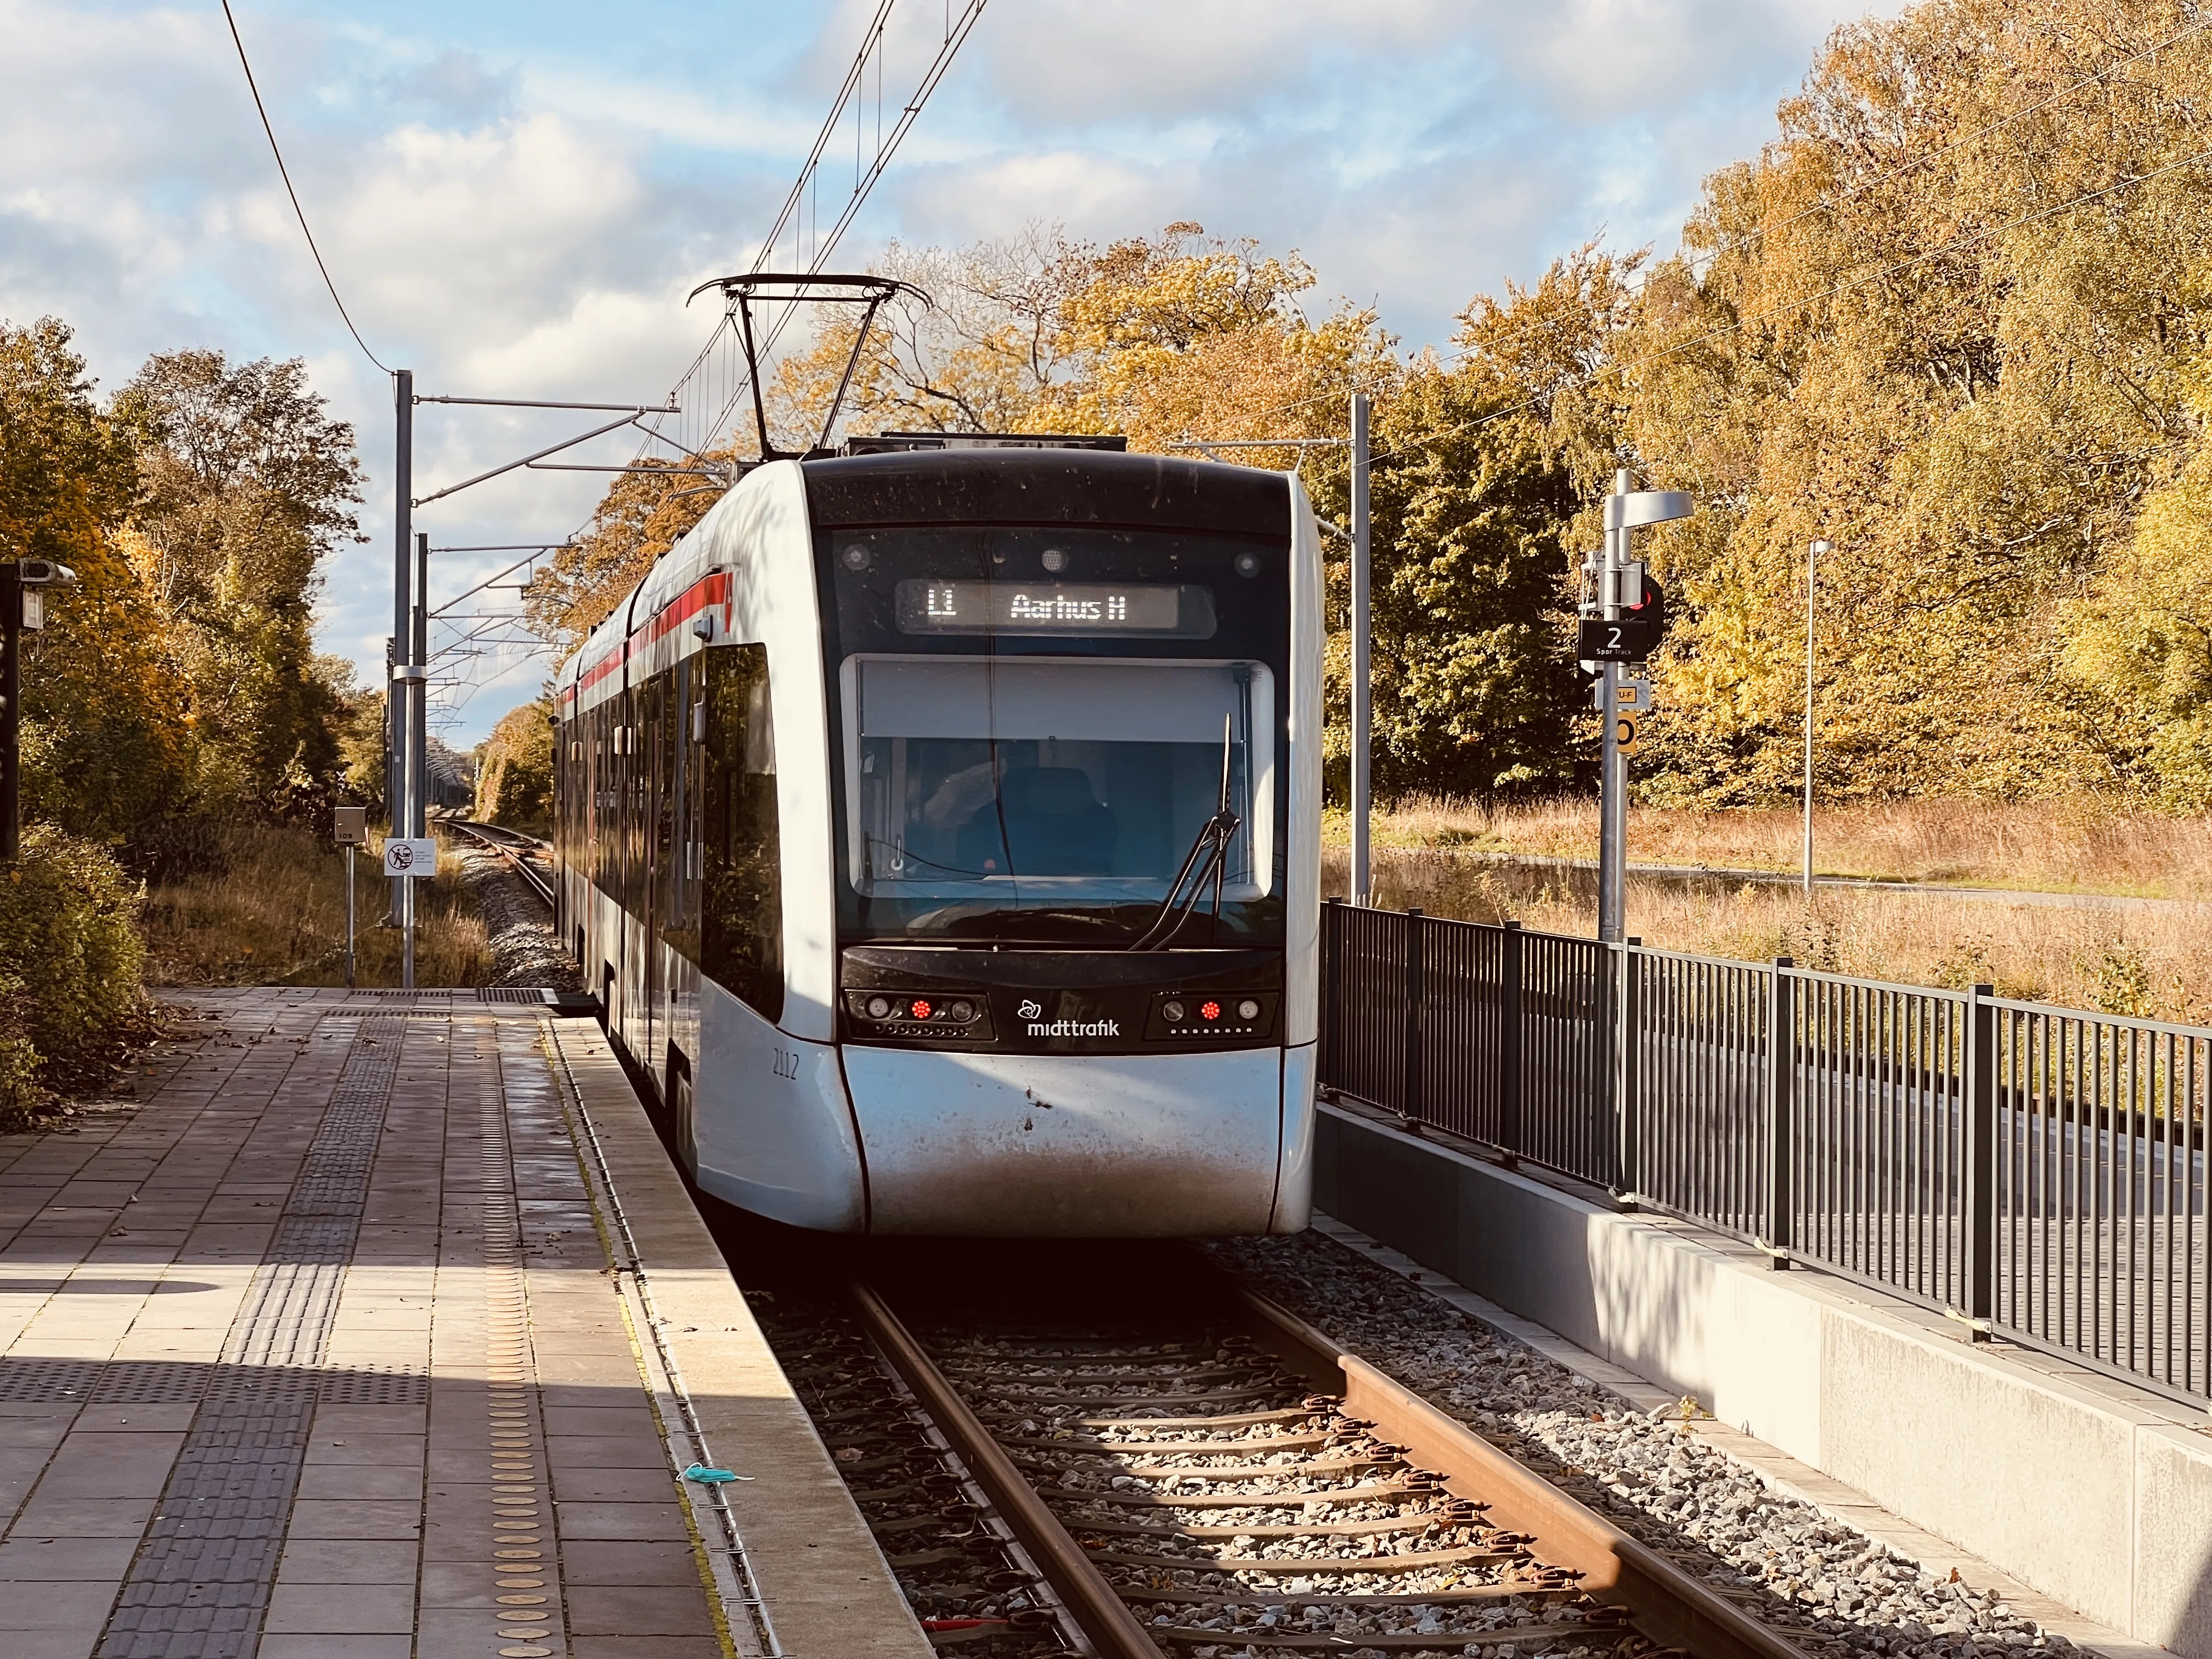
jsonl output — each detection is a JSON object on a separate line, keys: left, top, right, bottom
{"left": 1, "top": 0, "right": 1896, "bottom": 743}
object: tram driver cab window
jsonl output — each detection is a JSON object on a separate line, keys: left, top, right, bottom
{"left": 701, "top": 644, "right": 782, "bottom": 1021}
{"left": 840, "top": 656, "right": 1274, "bottom": 941}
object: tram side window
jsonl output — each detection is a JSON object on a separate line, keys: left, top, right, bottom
{"left": 661, "top": 661, "right": 706, "bottom": 966}
{"left": 590, "top": 703, "right": 613, "bottom": 892}
{"left": 701, "top": 644, "right": 781, "bottom": 1022}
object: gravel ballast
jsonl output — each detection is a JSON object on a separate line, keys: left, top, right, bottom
{"left": 453, "top": 838, "right": 581, "bottom": 990}
{"left": 1212, "top": 1232, "right": 2072, "bottom": 1659}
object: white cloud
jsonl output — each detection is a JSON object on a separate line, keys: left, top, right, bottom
{"left": 2, "top": 0, "right": 1889, "bottom": 738}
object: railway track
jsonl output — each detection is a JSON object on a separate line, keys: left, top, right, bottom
{"left": 445, "top": 817, "right": 555, "bottom": 907}
{"left": 833, "top": 1246, "right": 1803, "bottom": 1659}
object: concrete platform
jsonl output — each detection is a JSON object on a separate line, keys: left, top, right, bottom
{"left": 0, "top": 988, "right": 928, "bottom": 1659}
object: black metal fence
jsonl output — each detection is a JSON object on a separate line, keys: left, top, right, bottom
{"left": 1318, "top": 900, "right": 2212, "bottom": 1408}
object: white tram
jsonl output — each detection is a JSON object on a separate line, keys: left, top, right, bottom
{"left": 552, "top": 434, "right": 1322, "bottom": 1234}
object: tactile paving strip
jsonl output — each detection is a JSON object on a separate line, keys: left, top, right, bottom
{"left": 94, "top": 1014, "right": 409, "bottom": 1659}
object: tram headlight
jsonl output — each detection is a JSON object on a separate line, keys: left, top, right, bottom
{"left": 1146, "top": 988, "right": 1277, "bottom": 1040}
{"left": 847, "top": 986, "right": 995, "bottom": 1039}
{"left": 1234, "top": 550, "right": 1262, "bottom": 578}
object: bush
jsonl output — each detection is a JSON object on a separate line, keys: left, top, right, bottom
{"left": 0, "top": 825, "right": 146, "bottom": 1124}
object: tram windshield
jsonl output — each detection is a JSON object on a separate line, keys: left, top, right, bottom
{"left": 825, "top": 524, "right": 1289, "bottom": 947}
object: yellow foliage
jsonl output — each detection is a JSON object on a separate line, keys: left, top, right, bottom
{"left": 476, "top": 692, "right": 555, "bottom": 835}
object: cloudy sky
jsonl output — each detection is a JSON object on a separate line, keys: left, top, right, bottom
{"left": 2, "top": 0, "right": 1894, "bottom": 742}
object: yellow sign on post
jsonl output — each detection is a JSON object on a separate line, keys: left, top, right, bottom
{"left": 1615, "top": 710, "right": 1640, "bottom": 755}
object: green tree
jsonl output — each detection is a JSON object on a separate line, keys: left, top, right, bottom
{"left": 2060, "top": 344, "right": 2212, "bottom": 805}
{"left": 114, "top": 350, "right": 362, "bottom": 815}
{"left": 476, "top": 692, "right": 555, "bottom": 834}
{"left": 0, "top": 319, "right": 194, "bottom": 837}
{"left": 1615, "top": 0, "right": 2212, "bottom": 803}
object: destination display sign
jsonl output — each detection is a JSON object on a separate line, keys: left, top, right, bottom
{"left": 894, "top": 580, "right": 1215, "bottom": 637}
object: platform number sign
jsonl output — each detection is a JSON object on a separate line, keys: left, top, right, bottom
{"left": 1576, "top": 576, "right": 1669, "bottom": 664}
{"left": 383, "top": 837, "right": 438, "bottom": 877}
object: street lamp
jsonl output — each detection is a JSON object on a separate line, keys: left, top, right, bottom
{"left": 1803, "top": 539, "right": 1832, "bottom": 896}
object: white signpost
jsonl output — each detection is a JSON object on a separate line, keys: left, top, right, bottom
{"left": 382, "top": 836, "right": 438, "bottom": 990}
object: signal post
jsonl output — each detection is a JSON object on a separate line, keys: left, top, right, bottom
{"left": 1578, "top": 472, "right": 1690, "bottom": 943}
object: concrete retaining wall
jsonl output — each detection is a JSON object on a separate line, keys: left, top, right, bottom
{"left": 1314, "top": 1102, "right": 2212, "bottom": 1655}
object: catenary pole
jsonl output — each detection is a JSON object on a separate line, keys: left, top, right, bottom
{"left": 411, "top": 531, "right": 429, "bottom": 842}
{"left": 1350, "top": 393, "right": 1371, "bottom": 905}
{"left": 406, "top": 529, "right": 430, "bottom": 990}
{"left": 390, "top": 370, "right": 412, "bottom": 926}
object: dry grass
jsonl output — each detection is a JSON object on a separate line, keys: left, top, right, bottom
{"left": 1328, "top": 848, "right": 2212, "bottom": 1022}
{"left": 1326, "top": 795, "right": 2212, "bottom": 898}
{"left": 142, "top": 821, "right": 489, "bottom": 988}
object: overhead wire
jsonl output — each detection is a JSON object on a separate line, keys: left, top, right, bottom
{"left": 438, "top": 3, "right": 988, "bottom": 715}
{"left": 653, "top": 0, "right": 991, "bottom": 462}
{"left": 218, "top": 0, "right": 390, "bottom": 374}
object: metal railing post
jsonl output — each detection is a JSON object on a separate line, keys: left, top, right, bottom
{"left": 1963, "top": 982, "right": 1996, "bottom": 1339}
{"left": 1764, "top": 957, "right": 1795, "bottom": 1268}
{"left": 1615, "top": 937, "right": 1641, "bottom": 1204}
{"left": 1499, "top": 921, "right": 1523, "bottom": 1164}
{"left": 1319, "top": 896, "right": 1342, "bottom": 1094}
{"left": 1402, "top": 907, "right": 1425, "bottom": 1130}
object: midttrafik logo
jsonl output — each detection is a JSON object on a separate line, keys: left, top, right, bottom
{"left": 1028, "top": 1018, "right": 1120, "bottom": 1038}
{"left": 1015, "top": 996, "right": 1118, "bottom": 1037}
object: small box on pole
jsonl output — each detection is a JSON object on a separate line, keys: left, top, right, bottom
{"left": 332, "top": 806, "right": 367, "bottom": 845}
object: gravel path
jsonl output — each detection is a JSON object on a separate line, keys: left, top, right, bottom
{"left": 1211, "top": 1232, "right": 2073, "bottom": 1659}
{"left": 453, "top": 842, "right": 582, "bottom": 990}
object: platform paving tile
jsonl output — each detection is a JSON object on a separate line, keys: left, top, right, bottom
{"left": 0, "top": 990, "right": 759, "bottom": 1659}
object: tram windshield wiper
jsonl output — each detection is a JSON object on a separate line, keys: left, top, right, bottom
{"left": 1127, "top": 716, "right": 1239, "bottom": 952}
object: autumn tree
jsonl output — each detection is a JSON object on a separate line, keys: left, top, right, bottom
{"left": 2061, "top": 341, "right": 2212, "bottom": 805}
{"left": 0, "top": 319, "right": 194, "bottom": 837}
{"left": 521, "top": 459, "right": 723, "bottom": 653}
{"left": 1333, "top": 245, "right": 1649, "bottom": 799}
{"left": 114, "top": 351, "right": 363, "bottom": 816}
{"left": 764, "top": 229, "right": 1077, "bottom": 445}
{"left": 1617, "top": 0, "right": 2212, "bottom": 803}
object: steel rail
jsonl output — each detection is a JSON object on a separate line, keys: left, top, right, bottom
{"left": 846, "top": 1279, "right": 1162, "bottom": 1659}
{"left": 1223, "top": 1282, "right": 1805, "bottom": 1659}
{"left": 848, "top": 1258, "right": 1807, "bottom": 1659}
{"left": 446, "top": 819, "right": 554, "bottom": 908}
